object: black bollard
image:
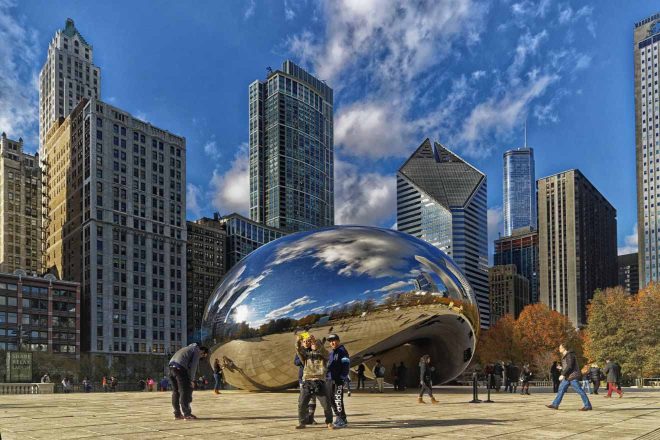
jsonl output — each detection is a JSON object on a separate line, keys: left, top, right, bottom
{"left": 469, "top": 372, "right": 482, "bottom": 403}
{"left": 484, "top": 373, "right": 494, "bottom": 403}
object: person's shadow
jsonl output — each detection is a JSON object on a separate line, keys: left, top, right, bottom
{"left": 349, "top": 418, "right": 503, "bottom": 429}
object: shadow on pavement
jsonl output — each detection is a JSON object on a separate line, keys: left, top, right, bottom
{"left": 349, "top": 418, "right": 503, "bottom": 429}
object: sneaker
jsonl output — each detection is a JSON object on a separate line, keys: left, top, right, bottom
{"left": 174, "top": 414, "right": 184, "bottom": 420}
{"left": 333, "top": 419, "right": 346, "bottom": 428}
{"left": 545, "top": 404, "right": 558, "bottom": 410}
{"left": 295, "top": 424, "right": 306, "bottom": 429}
{"left": 184, "top": 415, "right": 198, "bottom": 420}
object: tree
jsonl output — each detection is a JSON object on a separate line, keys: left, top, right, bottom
{"left": 476, "top": 314, "right": 521, "bottom": 365}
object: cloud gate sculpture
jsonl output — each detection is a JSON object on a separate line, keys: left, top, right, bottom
{"left": 202, "top": 226, "right": 479, "bottom": 391}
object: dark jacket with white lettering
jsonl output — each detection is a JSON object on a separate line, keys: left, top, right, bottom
{"left": 327, "top": 344, "right": 350, "bottom": 382}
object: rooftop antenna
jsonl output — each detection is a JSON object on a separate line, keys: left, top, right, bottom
{"left": 524, "top": 119, "right": 527, "bottom": 148}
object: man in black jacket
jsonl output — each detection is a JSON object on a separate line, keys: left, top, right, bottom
{"left": 589, "top": 363, "right": 602, "bottom": 395}
{"left": 603, "top": 359, "right": 623, "bottom": 398}
{"left": 546, "top": 343, "right": 592, "bottom": 411}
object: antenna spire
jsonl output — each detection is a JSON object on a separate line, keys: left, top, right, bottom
{"left": 524, "top": 119, "right": 527, "bottom": 148}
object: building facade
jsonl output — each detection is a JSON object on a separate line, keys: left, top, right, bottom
{"left": 494, "top": 226, "right": 539, "bottom": 303}
{"left": 538, "top": 170, "right": 618, "bottom": 327}
{"left": 503, "top": 148, "right": 536, "bottom": 235}
{"left": 397, "top": 139, "right": 490, "bottom": 328}
{"left": 488, "top": 264, "right": 530, "bottom": 324}
{"left": 43, "top": 99, "right": 187, "bottom": 355}
{"left": 618, "top": 253, "right": 640, "bottom": 295}
{"left": 217, "top": 213, "right": 286, "bottom": 270}
{"left": 0, "top": 133, "right": 42, "bottom": 274}
{"left": 186, "top": 217, "right": 226, "bottom": 342}
{"left": 635, "top": 13, "right": 660, "bottom": 288}
{"left": 248, "top": 60, "right": 334, "bottom": 233}
{"left": 0, "top": 271, "right": 80, "bottom": 357}
{"left": 39, "top": 19, "right": 100, "bottom": 156}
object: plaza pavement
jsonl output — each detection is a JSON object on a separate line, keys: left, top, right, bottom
{"left": 0, "top": 387, "right": 658, "bottom": 439}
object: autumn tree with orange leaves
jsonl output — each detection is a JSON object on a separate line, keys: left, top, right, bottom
{"left": 476, "top": 303, "right": 582, "bottom": 378}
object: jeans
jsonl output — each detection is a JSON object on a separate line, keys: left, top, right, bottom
{"left": 169, "top": 367, "right": 193, "bottom": 416}
{"left": 551, "top": 379, "right": 592, "bottom": 408}
{"left": 419, "top": 379, "right": 433, "bottom": 398}
{"left": 213, "top": 373, "right": 223, "bottom": 391}
{"left": 582, "top": 379, "right": 591, "bottom": 394}
{"left": 591, "top": 379, "right": 600, "bottom": 394}
{"left": 299, "top": 380, "right": 333, "bottom": 425}
{"left": 357, "top": 376, "right": 365, "bottom": 389}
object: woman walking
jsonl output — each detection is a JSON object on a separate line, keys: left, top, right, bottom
{"left": 418, "top": 355, "right": 438, "bottom": 404}
{"left": 213, "top": 358, "right": 223, "bottom": 395}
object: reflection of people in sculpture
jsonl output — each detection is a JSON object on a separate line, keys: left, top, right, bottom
{"left": 294, "top": 337, "right": 317, "bottom": 425}
{"left": 327, "top": 334, "right": 350, "bottom": 428}
{"left": 418, "top": 355, "right": 438, "bottom": 404}
{"left": 295, "top": 334, "right": 335, "bottom": 430}
{"left": 168, "top": 343, "right": 209, "bottom": 420}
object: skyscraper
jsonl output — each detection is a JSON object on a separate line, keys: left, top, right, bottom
{"left": 39, "top": 19, "right": 101, "bottom": 155}
{"left": 538, "top": 170, "right": 617, "bottom": 327}
{"left": 0, "top": 133, "right": 42, "bottom": 274}
{"left": 43, "top": 99, "right": 187, "bottom": 355}
{"left": 248, "top": 60, "right": 334, "bottom": 233}
{"left": 634, "top": 13, "right": 660, "bottom": 288}
{"left": 503, "top": 147, "right": 536, "bottom": 235}
{"left": 618, "top": 253, "right": 639, "bottom": 295}
{"left": 397, "top": 139, "right": 489, "bottom": 328}
{"left": 494, "top": 226, "right": 539, "bottom": 303}
{"left": 489, "top": 264, "right": 530, "bottom": 324}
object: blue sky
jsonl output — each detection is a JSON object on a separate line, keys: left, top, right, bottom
{"left": 1, "top": 0, "right": 650, "bottom": 257}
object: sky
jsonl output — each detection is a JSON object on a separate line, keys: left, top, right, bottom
{"left": 0, "top": 0, "right": 652, "bottom": 258}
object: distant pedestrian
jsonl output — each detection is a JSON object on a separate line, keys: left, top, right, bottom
{"left": 61, "top": 377, "right": 73, "bottom": 394}
{"left": 520, "top": 364, "right": 532, "bottom": 395}
{"left": 41, "top": 373, "right": 51, "bottom": 383}
{"left": 82, "top": 377, "right": 92, "bottom": 392}
{"left": 392, "top": 363, "right": 399, "bottom": 390}
{"left": 581, "top": 365, "right": 591, "bottom": 394}
{"left": 397, "top": 362, "right": 407, "bottom": 391}
{"left": 356, "top": 364, "right": 366, "bottom": 390}
{"left": 546, "top": 343, "right": 592, "bottom": 411}
{"left": 507, "top": 363, "right": 520, "bottom": 393}
{"left": 160, "top": 376, "right": 169, "bottom": 391}
{"left": 168, "top": 343, "right": 209, "bottom": 420}
{"left": 110, "top": 376, "right": 118, "bottom": 391}
{"left": 493, "top": 362, "right": 503, "bottom": 392}
{"left": 138, "top": 379, "right": 146, "bottom": 391}
{"left": 418, "top": 355, "right": 438, "bottom": 404}
{"left": 589, "top": 364, "right": 602, "bottom": 395}
{"left": 372, "top": 360, "right": 385, "bottom": 393}
{"left": 502, "top": 361, "right": 510, "bottom": 392}
{"left": 550, "top": 361, "right": 561, "bottom": 393}
{"left": 102, "top": 376, "right": 108, "bottom": 392}
{"left": 213, "top": 358, "right": 223, "bottom": 395}
{"left": 603, "top": 359, "right": 623, "bottom": 398}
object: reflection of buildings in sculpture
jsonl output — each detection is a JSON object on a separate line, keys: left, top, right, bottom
{"left": 397, "top": 139, "right": 489, "bottom": 328}
{"left": 202, "top": 226, "right": 479, "bottom": 391}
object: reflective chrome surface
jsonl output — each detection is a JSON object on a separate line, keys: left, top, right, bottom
{"left": 202, "top": 226, "right": 479, "bottom": 390}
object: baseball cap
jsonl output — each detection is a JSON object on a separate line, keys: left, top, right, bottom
{"left": 327, "top": 334, "right": 340, "bottom": 341}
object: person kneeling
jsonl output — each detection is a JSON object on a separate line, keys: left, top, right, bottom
{"left": 295, "top": 334, "right": 334, "bottom": 430}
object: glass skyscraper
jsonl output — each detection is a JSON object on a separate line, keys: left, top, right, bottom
{"left": 635, "top": 13, "right": 660, "bottom": 287}
{"left": 397, "top": 139, "right": 490, "bottom": 328}
{"left": 503, "top": 148, "right": 536, "bottom": 236}
{"left": 248, "top": 61, "right": 334, "bottom": 233}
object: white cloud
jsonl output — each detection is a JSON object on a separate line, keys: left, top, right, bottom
{"left": 511, "top": 0, "right": 551, "bottom": 19}
{"left": 186, "top": 183, "right": 203, "bottom": 217}
{"left": 203, "top": 139, "right": 221, "bottom": 159}
{"left": 557, "top": 4, "right": 593, "bottom": 25}
{"left": 376, "top": 280, "right": 412, "bottom": 292}
{"left": 618, "top": 223, "right": 638, "bottom": 255}
{"left": 210, "top": 143, "right": 250, "bottom": 215}
{"left": 488, "top": 206, "right": 503, "bottom": 242}
{"left": 244, "top": 0, "right": 256, "bottom": 19}
{"left": 134, "top": 110, "right": 149, "bottom": 123}
{"left": 334, "top": 158, "right": 396, "bottom": 226}
{"left": 284, "top": 0, "right": 295, "bottom": 20}
{"left": 0, "top": 1, "right": 39, "bottom": 146}
{"left": 509, "top": 30, "right": 548, "bottom": 80}
{"left": 265, "top": 296, "right": 316, "bottom": 320}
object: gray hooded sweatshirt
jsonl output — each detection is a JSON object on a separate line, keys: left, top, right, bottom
{"left": 169, "top": 344, "right": 202, "bottom": 378}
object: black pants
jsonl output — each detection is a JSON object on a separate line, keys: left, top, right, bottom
{"left": 419, "top": 379, "right": 433, "bottom": 398}
{"left": 299, "top": 380, "right": 332, "bottom": 425}
{"left": 552, "top": 379, "right": 559, "bottom": 393}
{"left": 331, "top": 381, "right": 347, "bottom": 421}
{"left": 169, "top": 367, "right": 193, "bottom": 416}
{"left": 520, "top": 381, "right": 530, "bottom": 394}
{"left": 591, "top": 379, "right": 600, "bottom": 394}
{"left": 357, "top": 376, "right": 365, "bottom": 389}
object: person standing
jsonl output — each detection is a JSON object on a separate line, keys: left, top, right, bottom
{"left": 392, "top": 363, "right": 399, "bottom": 391}
{"left": 589, "top": 363, "right": 602, "bottom": 395}
{"left": 502, "top": 361, "right": 510, "bottom": 392}
{"left": 295, "top": 338, "right": 317, "bottom": 425}
{"left": 41, "top": 373, "right": 51, "bottom": 383}
{"left": 546, "top": 343, "right": 592, "bottom": 411}
{"left": 356, "top": 363, "right": 366, "bottom": 390}
{"left": 397, "top": 362, "right": 407, "bottom": 391}
{"left": 327, "top": 334, "right": 350, "bottom": 428}
{"left": 295, "top": 334, "right": 334, "bottom": 430}
{"left": 603, "top": 359, "right": 623, "bottom": 398}
{"left": 581, "top": 365, "right": 591, "bottom": 394}
{"left": 373, "top": 360, "right": 385, "bottom": 393}
{"left": 508, "top": 363, "right": 520, "bottom": 393}
{"left": 213, "top": 358, "right": 223, "bottom": 395}
{"left": 102, "top": 376, "right": 108, "bottom": 392}
{"left": 520, "top": 364, "right": 532, "bottom": 395}
{"left": 550, "top": 361, "right": 561, "bottom": 393}
{"left": 493, "top": 361, "right": 503, "bottom": 392}
{"left": 168, "top": 343, "right": 209, "bottom": 420}
{"left": 418, "top": 355, "right": 438, "bottom": 404}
